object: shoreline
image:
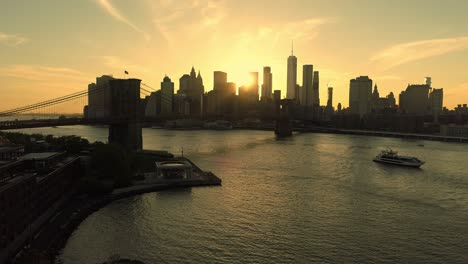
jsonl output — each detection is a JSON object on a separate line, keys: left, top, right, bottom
{"left": 10, "top": 166, "right": 221, "bottom": 264}
{"left": 148, "top": 126, "right": 468, "bottom": 143}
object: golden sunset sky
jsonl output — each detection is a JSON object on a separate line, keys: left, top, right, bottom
{"left": 1, "top": 0, "right": 468, "bottom": 112}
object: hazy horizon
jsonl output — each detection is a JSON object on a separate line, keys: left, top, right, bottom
{"left": 2, "top": 0, "right": 468, "bottom": 111}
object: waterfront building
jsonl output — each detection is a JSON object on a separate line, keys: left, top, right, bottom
{"left": 227, "top": 82, "right": 236, "bottom": 96}
{"left": 0, "top": 143, "right": 24, "bottom": 161}
{"left": 349, "top": 76, "right": 373, "bottom": 117}
{"left": 205, "top": 90, "right": 219, "bottom": 116}
{"left": 399, "top": 84, "right": 430, "bottom": 115}
{"left": 0, "top": 152, "right": 80, "bottom": 258}
{"left": 145, "top": 90, "right": 161, "bottom": 117}
{"left": 312, "top": 71, "right": 320, "bottom": 106}
{"left": 177, "top": 67, "right": 205, "bottom": 116}
{"left": 261, "top": 67, "right": 272, "bottom": 100}
{"left": 161, "top": 76, "right": 174, "bottom": 115}
{"left": 327, "top": 87, "right": 333, "bottom": 108}
{"left": 302, "top": 65, "right": 313, "bottom": 106}
{"left": 174, "top": 94, "right": 190, "bottom": 116}
{"left": 455, "top": 104, "right": 468, "bottom": 114}
{"left": 370, "top": 84, "right": 396, "bottom": 113}
{"left": 441, "top": 124, "right": 468, "bottom": 138}
{"left": 87, "top": 75, "right": 114, "bottom": 119}
{"left": 286, "top": 46, "right": 297, "bottom": 100}
{"left": 178, "top": 74, "right": 190, "bottom": 95}
{"left": 249, "top": 72, "right": 259, "bottom": 101}
{"left": 295, "top": 84, "right": 301, "bottom": 104}
{"left": 387, "top": 92, "right": 396, "bottom": 108}
{"left": 429, "top": 88, "right": 443, "bottom": 116}
{"left": 213, "top": 71, "right": 228, "bottom": 92}
{"left": 273, "top": 90, "right": 281, "bottom": 101}
{"left": 155, "top": 160, "right": 193, "bottom": 181}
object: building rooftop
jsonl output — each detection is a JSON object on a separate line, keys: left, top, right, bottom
{"left": 0, "top": 144, "right": 23, "bottom": 153}
{"left": 20, "top": 152, "right": 64, "bottom": 161}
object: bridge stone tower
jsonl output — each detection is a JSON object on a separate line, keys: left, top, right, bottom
{"left": 108, "top": 78, "right": 143, "bottom": 151}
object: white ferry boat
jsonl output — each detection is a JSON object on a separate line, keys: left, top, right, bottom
{"left": 373, "top": 149, "right": 425, "bottom": 168}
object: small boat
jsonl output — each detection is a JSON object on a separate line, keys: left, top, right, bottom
{"left": 373, "top": 149, "right": 425, "bottom": 168}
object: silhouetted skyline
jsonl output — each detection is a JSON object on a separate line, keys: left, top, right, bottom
{"left": 1, "top": 0, "right": 468, "bottom": 111}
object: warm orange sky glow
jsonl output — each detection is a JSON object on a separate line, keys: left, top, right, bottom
{"left": 1, "top": 0, "right": 468, "bottom": 112}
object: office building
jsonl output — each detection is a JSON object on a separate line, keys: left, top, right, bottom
{"left": 177, "top": 67, "right": 205, "bottom": 116}
{"left": 273, "top": 90, "right": 281, "bottom": 102}
{"left": 161, "top": 76, "right": 174, "bottom": 115}
{"left": 349, "top": 76, "right": 373, "bottom": 117}
{"left": 261, "top": 67, "right": 272, "bottom": 100}
{"left": 144, "top": 90, "right": 161, "bottom": 117}
{"left": 327, "top": 87, "right": 333, "bottom": 108}
{"left": 302, "top": 65, "right": 313, "bottom": 106}
{"left": 214, "top": 71, "right": 228, "bottom": 92}
{"left": 87, "top": 75, "right": 114, "bottom": 119}
{"left": 399, "top": 84, "right": 430, "bottom": 115}
{"left": 312, "top": 71, "right": 320, "bottom": 106}
{"left": 429, "top": 88, "right": 443, "bottom": 116}
{"left": 227, "top": 82, "right": 236, "bottom": 96}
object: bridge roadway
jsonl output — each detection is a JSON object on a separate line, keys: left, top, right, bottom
{"left": 0, "top": 117, "right": 134, "bottom": 130}
{"left": 1, "top": 118, "right": 467, "bottom": 143}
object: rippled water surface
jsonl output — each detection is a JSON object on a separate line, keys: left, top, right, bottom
{"left": 11, "top": 126, "right": 468, "bottom": 263}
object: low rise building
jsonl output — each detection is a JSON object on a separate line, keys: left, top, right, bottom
{"left": 0, "top": 144, "right": 24, "bottom": 161}
{"left": 0, "top": 152, "right": 80, "bottom": 260}
{"left": 440, "top": 124, "right": 468, "bottom": 138}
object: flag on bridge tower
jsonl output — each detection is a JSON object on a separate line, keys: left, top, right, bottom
{"left": 124, "top": 70, "right": 129, "bottom": 75}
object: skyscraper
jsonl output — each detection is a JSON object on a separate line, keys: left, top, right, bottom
{"left": 250, "top": 72, "right": 259, "bottom": 100}
{"left": 286, "top": 44, "right": 297, "bottom": 100}
{"left": 312, "top": 71, "right": 320, "bottom": 106}
{"left": 429, "top": 88, "right": 443, "bottom": 116}
{"left": 349, "top": 76, "right": 373, "bottom": 117}
{"left": 399, "top": 84, "right": 430, "bottom": 115}
{"left": 177, "top": 67, "right": 204, "bottom": 116}
{"left": 327, "top": 87, "right": 333, "bottom": 108}
{"left": 227, "top": 82, "right": 236, "bottom": 95}
{"left": 161, "top": 75, "right": 174, "bottom": 115}
{"left": 213, "top": 71, "right": 228, "bottom": 92}
{"left": 302, "top": 65, "right": 313, "bottom": 106}
{"left": 261, "top": 66, "right": 272, "bottom": 100}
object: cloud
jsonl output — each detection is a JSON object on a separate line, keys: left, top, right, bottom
{"left": 95, "top": 0, "right": 148, "bottom": 39}
{"left": 371, "top": 36, "right": 468, "bottom": 69}
{"left": 150, "top": 0, "right": 227, "bottom": 43}
{"left": 0, "top": 32, "right": 28, "bottom": 46}
{"left": 0, "top": 64, "right": 86, "bottom": 82}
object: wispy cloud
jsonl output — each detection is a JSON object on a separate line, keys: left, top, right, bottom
{"left": 95, "top": 0, "right": 148, "bottom": 39}
{"left": 371, "top": 36, "right": 468, "bottom": 69}
{"left": 150, "top": 0, "right": 227, "bottom": 44}
{"left": 226, "top": 17, "right": 334, "bottom": 53}
{"left": 0, "top": 32, "right": 28, "bottom": 46}
{"left": 0, "top": 64, "right": 86, "bottom": 82}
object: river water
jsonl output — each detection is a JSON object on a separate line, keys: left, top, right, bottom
{"left": 9, "top": 126, "right": 468, "bottom": 263}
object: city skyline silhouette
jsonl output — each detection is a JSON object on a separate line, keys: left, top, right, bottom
{"left": 1, "top": 0, "right": 468, "bottom": 111}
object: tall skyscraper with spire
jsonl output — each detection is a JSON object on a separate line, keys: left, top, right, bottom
{"left": 287, "top": 42, "right": 297, "bottom": 100}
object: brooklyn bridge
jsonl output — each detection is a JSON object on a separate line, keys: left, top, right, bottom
{"left": 0, "top": 78, "right": 159, "bottom": 150}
